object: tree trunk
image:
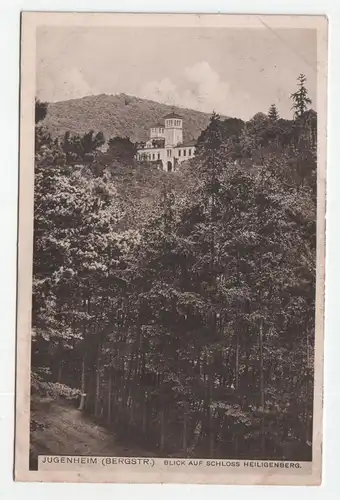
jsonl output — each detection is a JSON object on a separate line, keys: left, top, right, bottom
{"left": 182, "top": 401, "right": 188, "bottom": 455}
{"left": 122, "top": 352, "right": 134, "bottom": 411}
{"left": 259, "top": 322, "right": 264, "bottom": 408}
{"left": 55, "top": 358, "right": 63, "bottom": 402}
{"left": 57, "top": 358, "right": 63, "bottom": 384}
{"left": 160, "top": 407, "right": 165, "bottom": 453}
{"left": 129, "top": 392, "right": 136, "bottom": 425}
{"left": 94, "top": 343, "right": 101, "bottom": 418}
{"left": 77, "top": 355, "right": 86, "bottom": 411}
{"left": 235, "top": 327, "right": 240, "bottom": 457}
{"left": 259, "top": 321, "right": 265, "bottom": 457}
{"left": 160, "top": 380, "right": 165, "bottom": 453}
{"left": 208, "top": 374, "right": 214, "bottom": 458}
{"left": 235, "top": 330, "right": 240, "bottom": 391}
{"left": 107, "top": 368, "right": 112, "bottom": 425}
{"left": 142, "top": 390, "right": 147, "bottom": 434}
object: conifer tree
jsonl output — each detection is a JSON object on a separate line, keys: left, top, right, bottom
{"left": 290, "top": 74, "right": 312, "bottom": 119}
{"left": 268, "top": 103, "right": 279, "bottom": 122}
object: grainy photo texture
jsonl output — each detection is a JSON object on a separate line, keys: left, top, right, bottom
{"left": 15, "top": 13, "right": 327, "bottom": 485}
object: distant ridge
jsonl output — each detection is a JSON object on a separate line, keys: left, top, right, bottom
{"left": 41, "top": 93, "right": 227, "bottom": 143}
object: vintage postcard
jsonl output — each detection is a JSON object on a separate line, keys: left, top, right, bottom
{"left": 15, "top": 12, "right": 327, "bottom": 485}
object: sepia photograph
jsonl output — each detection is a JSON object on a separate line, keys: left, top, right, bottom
{"left": 15, "top": 12, "right": 327, "bottom": 485}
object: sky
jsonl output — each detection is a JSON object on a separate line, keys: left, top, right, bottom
{"left": 36, "top": 26, "right": 317, "bottom": 120}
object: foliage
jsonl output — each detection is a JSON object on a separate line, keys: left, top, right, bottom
{"left": 31, "top": 75, "right": 317, "bottom": 461}
{"left": 106, "top": 136, "right": 137, "bottom": 163}
{"left": 40, "top": 93, "right": 222, "bottom": 143}
{"left": 35, "top": 99, "right": 48, "bottom": 124}
{"left": 62, "top": 130, "right": 105, "bottom": 163}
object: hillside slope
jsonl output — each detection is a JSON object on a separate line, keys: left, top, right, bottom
{"left": 41, "top": 93, "right": 224, "bottom": 143}
{"left": 30, "top": 397, "right": 154, "bottom": 469}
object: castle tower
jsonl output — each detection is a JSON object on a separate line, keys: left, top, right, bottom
{"left": 164, "top": 112, "right": 183, "bottom": 147}
{"left": 150, "top": 123, "right": 165, "bottom": 139}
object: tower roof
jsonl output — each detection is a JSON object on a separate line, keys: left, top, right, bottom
{"left": 151, "top": 122, "right": 165, "bottom": 128}
{"left": 163, "top": 112, "right": 183, "bottom": 119}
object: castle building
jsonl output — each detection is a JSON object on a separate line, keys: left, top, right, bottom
{"left": 136, "top": 112, "right": 197, "bottom": 172}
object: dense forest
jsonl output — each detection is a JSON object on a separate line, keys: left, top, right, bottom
{"left": 40, "top": 93, "right": 218, "bottom": 143}
{"left": 30, "top": 74, "right": 317, "bottom": 464}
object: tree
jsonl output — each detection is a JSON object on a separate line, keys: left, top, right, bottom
{"left": 35, "top": 99, "right": 48, "bottom": 124}
{"left": 82, "top": 130, "right": 105, "bottom": 154}
{"left": 62, "top": 130, "right": 105, "bottom": 163}
{"left": 107, "top": 136, "right": 137, "bottom": 162}
{"left": 196, "top": 115, "right": 245, "bottom": 160}
{"left": 290, "top": 74, "right": 312, "bottom": 119}
{"left": 240, "top": 112, "right": 270, "bottom": 159}
{"left": 268, "top": 104, "right": 279, "bottom": 122}
{"left": 31, "top": 130, "right": 132, "bottom": 407}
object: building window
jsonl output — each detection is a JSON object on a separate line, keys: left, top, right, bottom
{"left": 183, "top": 149, "right": 186, "bottom": 156}
{"left": 158, "top": 153, "right": 160, "bottom": 160}
{"left": 189, "top": 149, "right": 191, "bottom": 156}
{"left": 152, "top": 153, "right": 155, "bottom": 160}
{"left": 178, "top": 150, "right": 181, "bottom": 156}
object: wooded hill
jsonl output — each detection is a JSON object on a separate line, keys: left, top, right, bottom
{"left": 41, "top": 93, "right": 222, "bottom": 143}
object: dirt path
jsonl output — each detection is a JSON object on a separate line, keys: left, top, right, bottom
{"left": 30, "top": 398, "right": 151, "bottom": 459}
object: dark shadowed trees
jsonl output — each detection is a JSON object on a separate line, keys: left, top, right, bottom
{"left": 35, "top": 99, "right": 48, "bottom": 124}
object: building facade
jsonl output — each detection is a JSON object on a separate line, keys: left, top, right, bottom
{"left": 136, "top": 112, "right": 196, "bottom": 172}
